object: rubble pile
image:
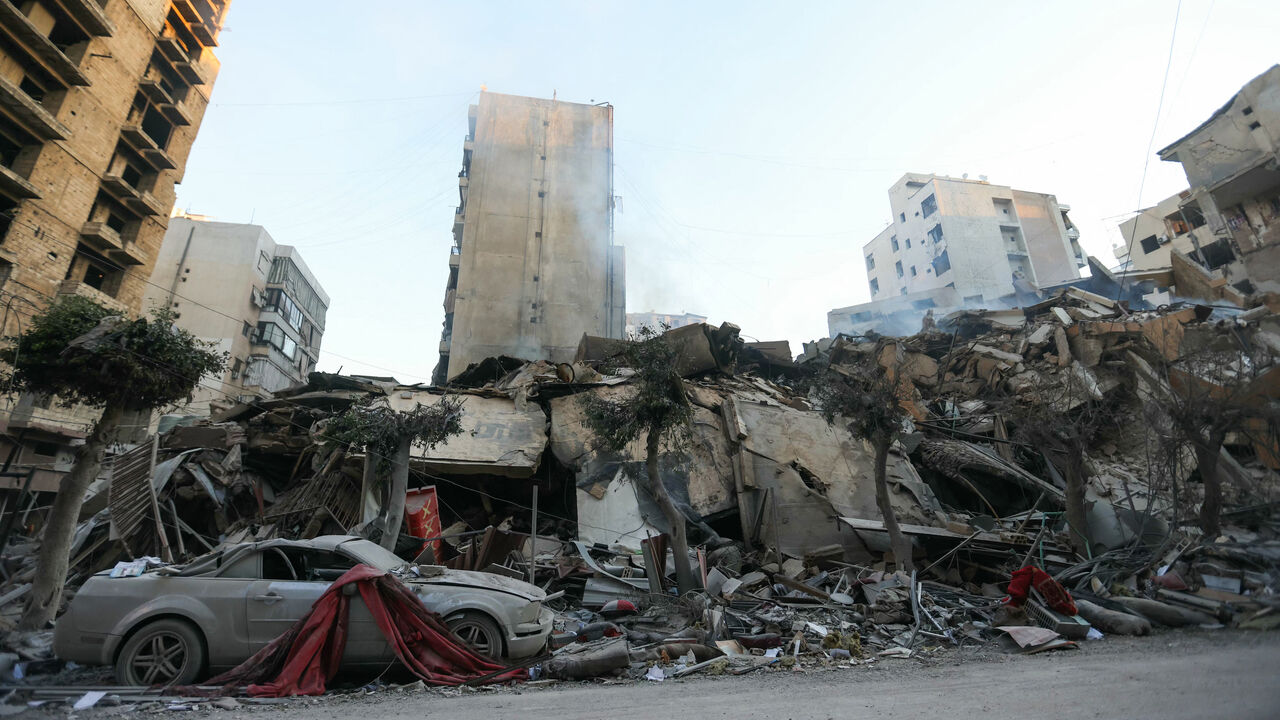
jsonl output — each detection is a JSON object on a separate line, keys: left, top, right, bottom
{"left": 0, "top": 293, "right": 1277, "bottom": 695}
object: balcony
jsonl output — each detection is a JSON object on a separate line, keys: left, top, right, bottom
{"left": 100, "top": 175, "right": 167, "bottom": 217}
{"left": 59, "top": 0, "right": 115, "bottom": 36}
{"left": 0, "top": 164, "right": 39, "bottom": 199}
{"left": 189, "top": 21, "right": 218, "bottom": 47}
{"left": 174, "top": 59, "right": 206, "bottom": 85}
{"left": 443, "top": 288, "right": 456, "bottom": 313}
{"left": 1066, "top": 227, "right": 1080, "bottom": 241}
{"left": 137, "top": 78, "right": 174, "bottom": 105}
{"left": 79, "top": 221, "right": 123, "bottom": 253}
{"left": 119, "top": 125, "right": 176, "bottom": 170}
{"left": 157, "top": 99, "right": 192, "bottom": 126}
{"left": 449, "top": 250, "right": 460, "bottom": 268}
{"left": 57, "top": 279, "right": 129, "bottom": 315}
{"left": 0, "top": 1, "right": 89, "bottom": 87}
{"left": 0, "top": 73, "right": 69, "bottom": 140}
{"left": 463, "top": 136, "right": 474, "bottom": 152}
{"left": 155, "top": 34, "right": 190, "bottom": 63}
{"left": 453, "top": 209, "right": 464, "bottom": 230}
{"left": 439, "top": 339, "right": 451, "bottom": 354}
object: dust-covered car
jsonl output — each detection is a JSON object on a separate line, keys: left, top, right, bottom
{"left": 52, "top": 535, "right": 551, "bottom": 685}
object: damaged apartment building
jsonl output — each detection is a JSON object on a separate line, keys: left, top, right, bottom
{"left": 829, "top": 173, "right": 1086, "bottom": 337}
{"left": 1118, "top": 64, "right": 1280, "bottom": 303}
{"left": 143, "top": 213, "right": 329, "bottom": 418}
{"left": 433, "top": 91, "right": 626, "bottom": 384}
{"left": 0, "top": 0, "right": 227, "bottom": 491}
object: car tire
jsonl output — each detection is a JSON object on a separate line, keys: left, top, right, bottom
{"left": 445, "top": 612, "right": 504, "bottom": 659}
{"left": 115, "top": 618, "right": 206, "bottom": 687}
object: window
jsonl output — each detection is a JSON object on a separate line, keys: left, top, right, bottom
{"left": 1140, "top": 235, "right": 1160, "bottom": 254}
{"left": 265, "top": 288, "right": 304, "bottom": 331}
{"left": 900, "top": 212, "right": 906, "bottom": 223}
{"left": 927, "top": 224, "right": 944, "bottom": 244}
{"left": 230, "top": 358, "right": 243, "bottom": 379}
{"left": 242, "top": 321, "right": 251, "bottom": 337}
{"left": 253, "top": 322, "right": 298, "bottom": 360}
{"left": 910, "top": 265, "right": 917, "bottom": 277}
{"left": 932, "top": 249, "right": 951, "bottom": 275}
{"left": 0, "top": 259, "right": 11, "bottom": 291}
{"left": 257, "top": 251, "right": 272, "bottom": 275}
{"left": 869, "top": 278, "right": 879, "bottom": 294}
{"left": 899, "top": 287, "right": 907, "bottom": 295}
{"left": 963, "top": 294, "right": 983, "bottom": 305}
{"left": 905, "top": 238, "right": 911, "bottom": 248}
{"left": 911, "top": 298, "right": 936, "bottom": 310}
{"left": 1249, "top": 121, "right": 1261, "bottom": 131}
{"left": 1242, "top": 106, "right": 1254, "bottom": 116}
{"left": 865, "top": 255, "right": 875, "bottom": 271}
{"left": 895, "top": 260, "right": 904, "bottom": 278}
{"left": 31, "top": 441, "right": 60, "bottom": 458}
{"left": 921, "top": 194, "right": 937, "bottom": 218}
{"left": 891, "top": 236, "right": 900, "bottom": 252}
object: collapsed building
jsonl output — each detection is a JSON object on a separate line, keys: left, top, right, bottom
{"left": 2, "top": 289, "right": 1276, "bottom": 663}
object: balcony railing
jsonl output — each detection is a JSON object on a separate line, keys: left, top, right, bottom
{"left": 60, "top": 0, "right": 116, "bottom": 36}
{"left": 0, "top": 73, "right": 69, "bottom": 140}
{"left": 0, "top": 2, "right": 89, "bottom": 86}
{"left": 119, "top": 125, "right": 176, "bottom": 170}
{"left": 0, "top": 164, "right": 39, "bottom": 200}
{"left": 57, "top": 279, "right": 129, "bottom": 314}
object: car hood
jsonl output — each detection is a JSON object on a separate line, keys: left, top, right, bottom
{"left": 405, "top": 568, "right": 545, "bottom": 602}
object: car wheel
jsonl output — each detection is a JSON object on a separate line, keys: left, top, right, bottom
{"left": 445, "top": 612, "right": 504, "bottom": 659}
{"left": 115, "top": 619, "right": 206, "bottom": 686}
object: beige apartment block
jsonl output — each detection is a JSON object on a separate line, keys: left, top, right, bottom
{"left": 1114, "top": 190, "right": 1209, "bottom": 273}
{"left": 831, "top": 173, "right": 1084, "bottom": 338}
{"left": 0, "top": 0, "right": 227, "bottom": 489}
{"left": 434, "top": 91, "right": 626, "bottom": 383}
{"left": 1157, "top": 64, "right": 1280, "bottom": 297}
{"left": 143, "top": 216, "right": 329, "bottom": 419}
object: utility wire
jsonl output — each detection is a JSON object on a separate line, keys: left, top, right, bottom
{"left": 1114, "top": 0, "right": 1183, "bottom": 302}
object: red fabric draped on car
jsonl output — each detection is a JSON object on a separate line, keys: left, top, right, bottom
{"left": 206, "top": 564, "right": 526, "bottom": 696}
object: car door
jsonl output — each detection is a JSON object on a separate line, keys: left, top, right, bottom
{"left": 244, "top": 547, "right": 328, "bottom": 654}
{"left": 307, "top": 549, "right": 394, "bottom": 664}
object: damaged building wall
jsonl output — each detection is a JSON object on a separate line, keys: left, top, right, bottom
{"left": 441, "top": 91, "right": 625, "bottom": 382}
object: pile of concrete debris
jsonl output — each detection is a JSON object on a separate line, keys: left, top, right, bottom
{"left": 0, "top": 292, "right": 1277, "bottom": 690}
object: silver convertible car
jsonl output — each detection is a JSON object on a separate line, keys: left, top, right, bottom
{"left": 53, "top": 536, "right": 552, "bottom": 685}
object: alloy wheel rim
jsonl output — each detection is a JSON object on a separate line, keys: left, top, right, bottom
{"left": 131, "top": 632, "right": 187, "bottom": 685}
{"left": 455, "top": 622, "right": 493, "bottom": 655}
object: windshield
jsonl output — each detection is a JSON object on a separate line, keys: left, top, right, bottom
{"left": 339, "top": 538, "right": 410, "bottom": 572}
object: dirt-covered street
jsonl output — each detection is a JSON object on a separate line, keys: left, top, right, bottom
{"left": 21, "top": 629, "right": 1277, "bottom": 720}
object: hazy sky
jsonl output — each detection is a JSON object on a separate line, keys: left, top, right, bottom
{"left": 175, "top": 1, "right": 1280, "bottom": 382}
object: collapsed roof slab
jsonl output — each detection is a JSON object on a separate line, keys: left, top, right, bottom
{"left": 390, "top": 390, "right": 547, "bottom": 478}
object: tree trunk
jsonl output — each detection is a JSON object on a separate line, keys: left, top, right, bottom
{"left": 647, "top": 430, "right": 697, "bottom": 594}
{"left": 1196, "top": 434, "right": 1226, "bottom": 539}
{"left": 872, "top": 431, "right": 913, "bottom": 572}
{"left": 1062, "top": 445, "right": 1091, "bottom": 556}
{"left": 20, "top": 402, "right": 125, "bottom": 630}
{"left": 380, "top": 438, "right": 412, "bottom": 550}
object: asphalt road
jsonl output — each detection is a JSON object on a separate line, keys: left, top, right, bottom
{"left": 198, "top": 630, "right": 1280, "bottom": 720}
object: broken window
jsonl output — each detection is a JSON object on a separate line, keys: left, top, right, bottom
{"left": 911, "top": 298, "right": 936, "bottom": 310}
{"left": 895, "top": 260, "right": 904, "bottom": 278}
{"left": 932, "top": 249, "right": 951, "bottom": 275}
{"left": 1140, "top": 235, "right": 1160, "bottom": 254}
{"left": 865, "top": 254, "right": 875, "bottom": 271}
{"left": 963, "top": 294, "right": 983, "bottom": 305}
{"left": 891, "top": 236, "right": 900, "bottom": 252}
{"left": 253, "top": 322, "right": 298, "bottom": 360}
{"left": 921, "top": 194, "right": 937, "bottom": 218}
{"left": 870, "top": 278, "right": 879, "bottom": 294}
{"left": 230, "top": 358, "right": 243, "bottom": 379}
{"left": 928, "top": 224, "right": 944, "bottom": 244}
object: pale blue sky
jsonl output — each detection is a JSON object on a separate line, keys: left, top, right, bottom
{"left": 175, "top": 1, "right": 1280, "bottom": 381}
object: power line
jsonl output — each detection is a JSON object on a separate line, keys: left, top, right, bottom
{"left": 1114, "top": 0, "right": 1183, "bottom": 302}
{"left": 211, "top": 91, "right": 476, "bottom": 108}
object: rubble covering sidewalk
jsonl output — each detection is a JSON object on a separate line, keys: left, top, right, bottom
{"left": 0, "top": 292, "right": 1278, "bottom": 710}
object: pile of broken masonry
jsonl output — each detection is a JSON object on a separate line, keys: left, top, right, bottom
{"left": 1, "top": 287, "right": 1278, "bottom": 698}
